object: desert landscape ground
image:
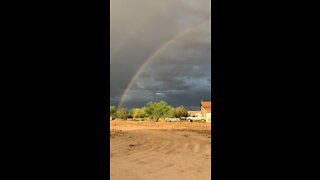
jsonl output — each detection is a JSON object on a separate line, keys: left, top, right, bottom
{"left": 110, "top": 120, "right": 211, "bottom": 180}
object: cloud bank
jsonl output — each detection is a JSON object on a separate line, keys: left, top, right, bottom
{"left": 110, "top": 0, "right": 211, "bottom": 110}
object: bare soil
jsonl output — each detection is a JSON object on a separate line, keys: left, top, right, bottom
{"left": 110, "top": 120, "right": 211, "bottom": 180}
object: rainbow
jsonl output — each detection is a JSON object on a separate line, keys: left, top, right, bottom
{"left": 118, "top": 19, "right": 210, "bottom": 109}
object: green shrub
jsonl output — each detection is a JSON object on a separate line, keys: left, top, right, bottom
{"left": 110, "top": 105, "right": 117, "bottom": 118}
{"left": 143, "top": 101, "right": 174, "bottom": 120}
{"left": 117, "top": 108, "right": 129, "bottom": 120}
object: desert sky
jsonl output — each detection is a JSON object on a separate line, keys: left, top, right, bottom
{"left": 110, "top": 0, "right": 211, "bottom": 110}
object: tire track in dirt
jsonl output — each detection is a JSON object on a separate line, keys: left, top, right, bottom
{"left": 110, "top": 128, "right": 211, "bottom": 180}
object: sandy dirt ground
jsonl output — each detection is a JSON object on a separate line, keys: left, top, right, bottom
{"left": 110, "top": 120, "right": 211, "bottom": 180}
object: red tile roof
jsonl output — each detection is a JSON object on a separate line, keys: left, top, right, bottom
{"left": 201, "top": 101, "right": 211, "bottom": 113}
{"left": 201, "top": 101, "right": 211, "bottom": 108}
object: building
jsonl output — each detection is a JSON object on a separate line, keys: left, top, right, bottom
{"left": 187, "top": 111, "right": 202, "bottom": 117}
{"left": 200, "top": 101, "right": 211, "bottom": 123}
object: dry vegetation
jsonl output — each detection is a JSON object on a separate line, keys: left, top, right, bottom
{"left": 110, "top": 119, "right": 211, "bottom": 130}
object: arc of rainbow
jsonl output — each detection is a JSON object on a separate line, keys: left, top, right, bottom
{"left": 118, "top": 19, "right": 210, "bottom": 109}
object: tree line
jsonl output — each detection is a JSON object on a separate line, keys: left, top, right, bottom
{"left": 110, "top": 101, "right": 188, "bottom": 120}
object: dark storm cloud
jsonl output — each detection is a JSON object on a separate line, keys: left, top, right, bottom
{"left": 111, "top": 0, "right": 211, "bottom": 110}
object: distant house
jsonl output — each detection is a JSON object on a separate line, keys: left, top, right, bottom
{"left": 186, "top": 101, "right": 211, "bottom": 123}
{"left": 187, "top": 111, "right": 202, "bottom": 117}
{"left": 200, "top": 101, "right": 211, "bottom": 123}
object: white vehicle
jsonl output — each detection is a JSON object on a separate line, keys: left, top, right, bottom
{"left": 186, "top": 117, "right": 206, "bottom": 122}
{"left": 165, "top": 118, "right": 181, "bottom": 122}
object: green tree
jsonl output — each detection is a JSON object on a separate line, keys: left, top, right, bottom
{"left": 117, "top": 108, "right": 129, "bottom": 119}
{"left": 143, "top": 101, "right": 174, "bottom": 121}
{"left": 174, "top": 106, "right": 188, "bottom": 118}
{"left": 131, "top": 108, "right": 145, "bottom": 118}
{"left": 110, "top": 105, "right": 117, "bottom": 118}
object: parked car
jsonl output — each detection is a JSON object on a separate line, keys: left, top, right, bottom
{"left": 186, "top": 117, "right": 206, "bottom": 123}
{"left": 165, "top": 118, "right": 181, "bottom": 122}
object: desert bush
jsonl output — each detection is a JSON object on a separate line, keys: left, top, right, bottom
{"left": 174, "top": 106, "right": 188, "bottom": 118}
{"left": 131, "top": 108, "right": 145, "bottom": 118}
{"left": 110, "top": 105, "right": 117, "bottom": 118}
{"left": 143, "top": 101, "right": 174, "bottom": 121}
{"left": 117, "top": 108, "right": 129, "bottom": 120}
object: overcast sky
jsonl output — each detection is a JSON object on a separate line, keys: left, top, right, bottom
{"left": 110, "top": 0, "right": 211, "bottom": 110}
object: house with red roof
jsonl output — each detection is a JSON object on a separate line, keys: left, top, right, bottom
{"left": 200, "top": 101, "right": 211, "bottom": 123}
